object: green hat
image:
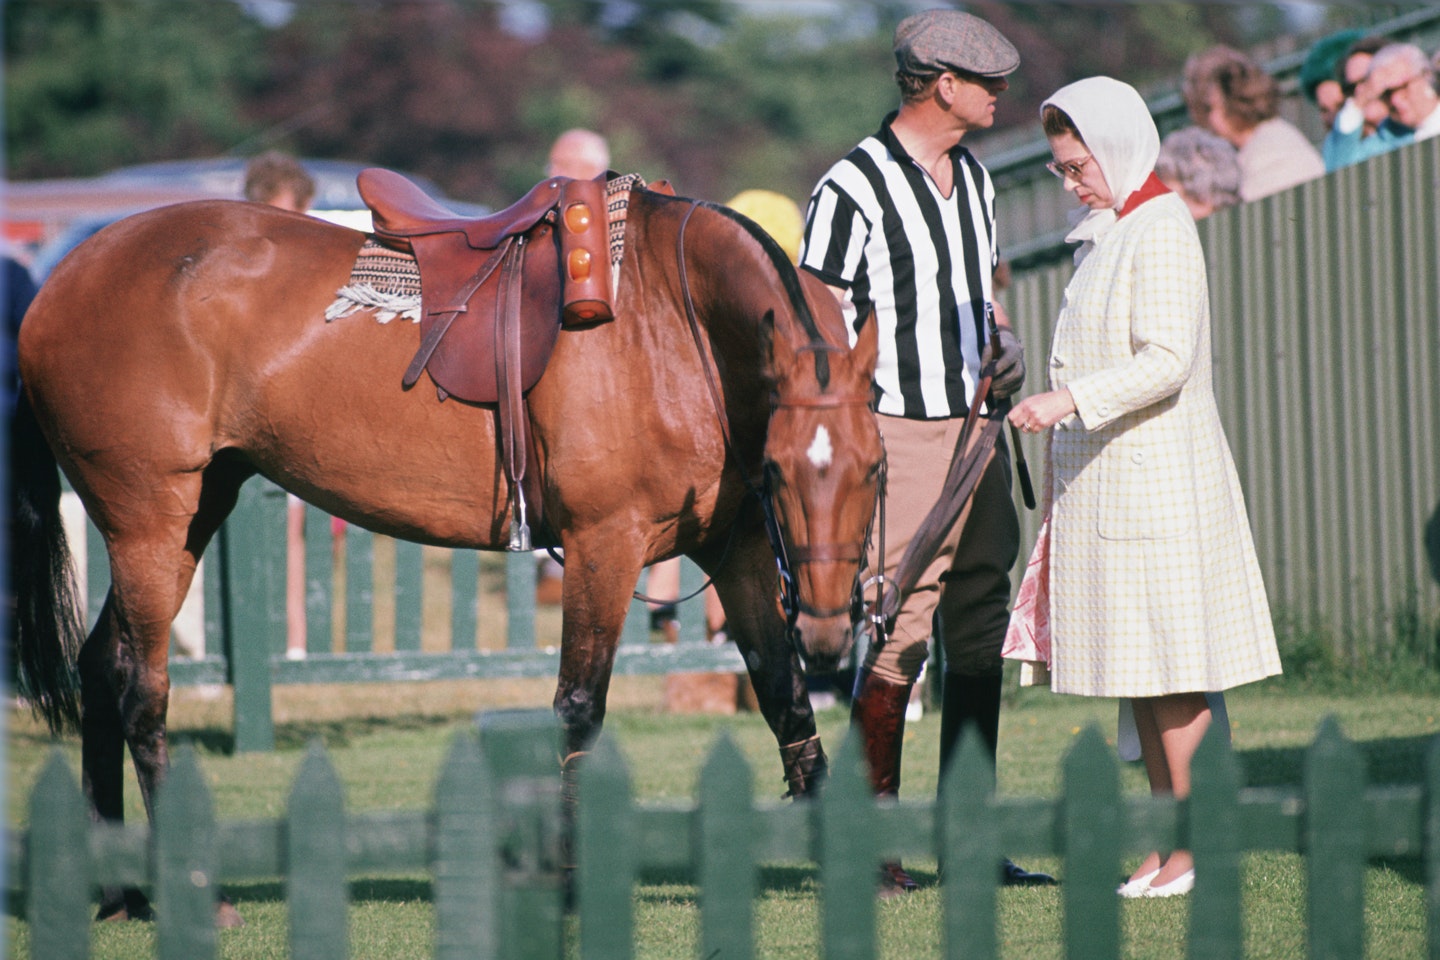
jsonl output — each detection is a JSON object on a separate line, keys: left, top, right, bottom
{"left": 1299, "top": 29, "right": 1364, "bottom": 102}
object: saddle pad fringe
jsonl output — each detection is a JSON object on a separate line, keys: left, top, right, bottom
{"left": 605, "top": 173, "right": 646, "bottom": 298}
{"left": 326, "top": 239, "right": 423, "bottom": 323}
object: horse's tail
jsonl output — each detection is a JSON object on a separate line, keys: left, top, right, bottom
{"left": 9, "top": 392, "right": 84, "bottom": 734}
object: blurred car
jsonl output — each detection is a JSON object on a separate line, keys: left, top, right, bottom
{"left": 16, "top": 157, "right": 485, "bottom": 282}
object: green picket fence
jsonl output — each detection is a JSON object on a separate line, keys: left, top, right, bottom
{"left": 11, "top": 713, "right": 1439, "bottom": 959}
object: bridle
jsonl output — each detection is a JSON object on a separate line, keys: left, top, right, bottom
{"left": 762, "top": 385, "right": 878, "bottom": 625}
{"left": 675, "top": 200, "right": 877, "bottom": 643}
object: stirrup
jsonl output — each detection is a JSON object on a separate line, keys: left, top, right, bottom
{"left": 508, "top": 487, "right": 532, "bottom": 552}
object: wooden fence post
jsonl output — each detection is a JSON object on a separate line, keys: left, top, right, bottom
{"left": 451, "top": 550, "right": 481, "bottom": 651}
{"left": 817, "top": 730, "right": 877, "bottom": 960}
{"left": 288, "top": 742, "right": 348, "bottom": 960}
{"left": 154, "top": 745, "right": 218, "bottom": 960}
{"left": 677, "top": 558, "right": 708, "bottom": 644}
{"left": 1188, "top": 722, "right": 1243, "bottom": 960}
{"left": 697, "top": 733, "right": 756, "bottom": 960}
{"left": 1061, "top": 725, "right": 1121, "bottom": 960}
{"left": 344, "top": 525, "right": 374, "bottom": 653}
{"left": 477, "top": 709, "right": 565, "bottom": 960}
{"left": 394, "top": 539, "right": 424, "bottom": 652}
{"left": 27, "top": 751, "right": 91, "bottom": 960}
{"left": 1305, "top": 716, "right": 1365, "bottom": 960}
{"left": 224, "top": 480, "right": 285, "bottom": 751}
{"left": 433, "top": 729, "right": 502, "bottom": 960}
{"left": 939, "top": 728, "right": 999, "bottom": 960}
{"left": 1425, "top": 734, "right": 1440, "bottom": 960}
{"left": 303, "top": 503, "right": 335, "bottom": 656}
{"left": 577, "top": 734, "right": 637, "bottom": 960}
{"left": 504, "top": 552, "right": 536, "bottom": 650}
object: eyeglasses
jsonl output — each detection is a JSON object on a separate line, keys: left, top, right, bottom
{"left": 1378, "top": 73, "right": 1423, "bottom": 105}
{"left": 1045, "top": 155, "right": 1094, "bottom": 181}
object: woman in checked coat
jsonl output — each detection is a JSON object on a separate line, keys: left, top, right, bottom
{"left": 1006, "top": 76, "right": 1282, "bottom": 899}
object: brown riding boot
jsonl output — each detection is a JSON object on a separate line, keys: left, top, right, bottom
{"left": 851, "top": 667, "right": 919, "bottom": 896}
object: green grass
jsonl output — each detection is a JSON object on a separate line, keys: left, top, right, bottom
{"left": 6, "top": 678, "right": 1439, "bottom": 959}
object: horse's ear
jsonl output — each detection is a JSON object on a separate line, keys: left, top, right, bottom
{"left": 850, "top": 308, "right": 879, "bottom": 379}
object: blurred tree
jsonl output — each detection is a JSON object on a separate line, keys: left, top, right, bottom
{"left": 4, "top": 0, "right": 1387, "bottom": 211}
{"left": 4, "top": 0, "right": 267, "bottom": 177}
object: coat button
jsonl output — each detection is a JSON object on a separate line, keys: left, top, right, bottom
{"left": 1097, "top": 405, "right": 1110, "bottom": 417}
{"left": 1131, "top": 450, "right": 1145, "bottom": 464}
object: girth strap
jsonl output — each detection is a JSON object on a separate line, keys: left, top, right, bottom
{"left": 494, "top": 236, "right": 532, "bottom": 550}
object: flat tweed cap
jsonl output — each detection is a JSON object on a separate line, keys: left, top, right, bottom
{"left": 894, "top": 9, "right": 1019, "bottom": 78}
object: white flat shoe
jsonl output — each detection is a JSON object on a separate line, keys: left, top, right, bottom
{"left": 1143, "top": 869, "right": 1195, "bottom": 898}
{"left": 1116, "top": 868, "right": 1159, "bottom": 898}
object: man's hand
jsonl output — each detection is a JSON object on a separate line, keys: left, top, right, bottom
{"left": 984, "top": 325, "right": 1026, "bottom": 399}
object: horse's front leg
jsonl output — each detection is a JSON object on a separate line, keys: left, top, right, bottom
{"left": 702, "top": 530, "right": 827, "bottom": 799}
{"left": 550, "top": 533, "right": 645, "bottom": 803}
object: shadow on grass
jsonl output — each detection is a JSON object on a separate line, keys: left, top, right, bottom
{"left": 4, "top": 877, "right": 438, "bottom": 919}
{"left": 168, "top": 713, "right": 469, "bottom": 754}
{"left": 1238, "top": 733, "right": 1438, "bottom": 788}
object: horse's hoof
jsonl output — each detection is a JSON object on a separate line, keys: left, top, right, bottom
{"left": 216, "top": 900, "right": 246, "bottom": 928}
{"left": 96, "top": 890, "right": 155, "bottom": 922}
{"left": 877, "top": 861, "right": 919, "bottom": 898}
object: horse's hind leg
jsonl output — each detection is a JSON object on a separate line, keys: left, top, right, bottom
{"left": 79, "top": 458, "right": 250, "bottom": 921}
{"left": 700, "top": 531, "right": 827, "bottom": 799}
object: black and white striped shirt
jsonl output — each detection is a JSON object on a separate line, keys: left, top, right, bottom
{"left": 800, "top": 112, "right": 999, "bottom": 420}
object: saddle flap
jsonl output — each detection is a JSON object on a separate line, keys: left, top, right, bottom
{"left": 410, "top": 227, "right": 563, "bottom": 405}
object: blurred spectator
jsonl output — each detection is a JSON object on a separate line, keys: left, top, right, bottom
{"left": 1324, "top": 36, "right": 1410, "bottom": 171}
{"left": 545, "top": 128, "right": 610, "bottom": 180}
{"left": 245, "top": 152, "right": 320, "bottom": 660}
{"left": 1154, "top": 127, "right": 1242, "bottom": 221}
{"left": 243, "top": 150, "right": 316, "bottom": 212}
{"left": 1367, "top": 42, "right": 1440, "bottom": 142}
{"left": 1300, "top": 28, "right": 1364, "bottom": 130}
{"left": 1183, "top": 45, "right": 1324, "bottom": 201}
{"left": 725, "top": 188, "right": 804, "bottom": 263}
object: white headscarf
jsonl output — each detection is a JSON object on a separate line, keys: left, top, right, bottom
{"left": 1041, "top": 76, "right": 1160, "bottom": 246}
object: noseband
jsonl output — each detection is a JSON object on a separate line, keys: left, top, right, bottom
{"left": 675, "top": 200, "right": 874, "bottom": 643}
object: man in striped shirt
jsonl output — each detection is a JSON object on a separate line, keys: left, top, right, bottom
{"left": 800, "top": 8, "right": 1049, "bottom": 892}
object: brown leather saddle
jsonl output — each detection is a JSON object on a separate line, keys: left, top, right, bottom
{"left": 357, "top": 166, "right": 614, "bottom": 405}
{"left": 358, "top": 167, "right": 616, "bottom": 550}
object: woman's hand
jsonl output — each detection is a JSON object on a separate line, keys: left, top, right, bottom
{"left": 1008, "top": 388, "right": 1077, "bottom": 434}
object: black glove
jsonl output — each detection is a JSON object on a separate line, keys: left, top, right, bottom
{"left": 984, "top": 325, "right": 1026, "bottom": 399}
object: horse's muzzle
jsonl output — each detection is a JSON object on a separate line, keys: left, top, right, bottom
{"left": 792, "top": 609, "right": 854, "bottom": 674}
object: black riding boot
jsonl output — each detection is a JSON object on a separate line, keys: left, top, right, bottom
{"left": 940, "top": 670, "right": 1057, "bottom": 887}
{"left": 851, "top": 667, "right": 919, "bottom": 896}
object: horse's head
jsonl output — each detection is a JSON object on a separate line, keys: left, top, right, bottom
{"left": 760, "top": 277, "right": 882, "bottom": 673}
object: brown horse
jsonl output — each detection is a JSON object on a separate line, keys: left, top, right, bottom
{"left": 12, "top": 185, "right": 881, "bottom": 919}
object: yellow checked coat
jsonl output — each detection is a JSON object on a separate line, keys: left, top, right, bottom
{"left": 1044, "top": 193, "right": 1281, "bottom": 697}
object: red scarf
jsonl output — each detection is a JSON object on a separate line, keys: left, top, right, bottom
{"left": 1117, "top": 172, "right": 1171, "bottom": 219}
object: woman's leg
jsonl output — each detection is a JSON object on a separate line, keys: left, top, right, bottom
{"left": 1135, "top": 692, "right": 1212, "bottom": 885}
{"left": 1124, "top": 698, "right": 1166, "bottom": 884}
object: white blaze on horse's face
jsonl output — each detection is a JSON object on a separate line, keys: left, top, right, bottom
{"left": 806, "top": 425, "right": 834, "bottom": 470}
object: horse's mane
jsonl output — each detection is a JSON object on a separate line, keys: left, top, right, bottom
{"left": 690, "top": 198, "right": 833, "bottom": 390}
